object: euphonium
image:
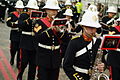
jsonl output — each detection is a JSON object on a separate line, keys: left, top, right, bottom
{"left": 90, "top": 49, "right": 109, "bottom": 80}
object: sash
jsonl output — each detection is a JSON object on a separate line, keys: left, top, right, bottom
{"left": 12, "top": 11, "right": 19, "bottom": 18}
{"left": 41, "top": 18, "right": 56, "bottom": 35}
{"left": 106, "top": 16, "right": 116, "bottom": 25}
{"left": 41, "top": 18, "right": 51, "bottom": 28}
{"left": 40, "top": 18, "right": 61, "bottom": 43}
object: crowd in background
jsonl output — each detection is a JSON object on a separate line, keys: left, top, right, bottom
{"left": 1, "top": 0, "right": 118, "bottom": 23}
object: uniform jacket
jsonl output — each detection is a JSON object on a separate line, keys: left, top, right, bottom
{"left": 63, "top": 35, "right": 101, "bottom": 80}
{"left": 101, "top": 15, "right": 117, "bottom": 35}
{"left": 18, "top": 13, "right": 36, "bottom": 50}
{"left": 6, "top": 11, "right": 21, "bottom": 42}
{"left": 35, "top": 17, "right": 68, "bottom": 68}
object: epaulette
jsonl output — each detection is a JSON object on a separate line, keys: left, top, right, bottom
{"left": 71, "top": 35, "right": 80, "bottom": 40}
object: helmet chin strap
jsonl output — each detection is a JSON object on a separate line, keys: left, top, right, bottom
{"left": 83, "top": 27, "right": 95, "bottom": 38}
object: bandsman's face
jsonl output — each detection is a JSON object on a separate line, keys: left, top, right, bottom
{"left": 46, "top": 9, "right": 58, "bottom": 18}
{"left": 66, "top": 16, "right": 71, "bottom": 20}
{"left": 83, "top": 26, "right": 97, "bottom": 37}
{"left": 108, "top": 12, "right": 116, "bottom": 18}
{"left": 28, "top": 8, "right": 32, "bottom": 13}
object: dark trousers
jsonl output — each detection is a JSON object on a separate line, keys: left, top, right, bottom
{"left": 17, "top": 49, "right": 36, "bottom": 80}
{"left": 111, "top": 66, "right": 120, "bottom": 80}
{"left": 107, "top": 50, "right": 120, "bottom": 80}
{"left": 37, "top": 66, "right": 60, "bottom": 80}
{"left": 10, "top": 40, "right": 20, "bottom": 67}
{"left": 0, "top": 7, "right": 6, "bottom": 20}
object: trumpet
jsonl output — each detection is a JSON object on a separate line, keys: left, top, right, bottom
{"left": 90, "top": 49, "right": 109, "bottom": 80}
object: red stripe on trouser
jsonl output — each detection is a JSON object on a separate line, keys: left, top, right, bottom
{"left": 109, "top": 66, "right": 112, "bottom": 80}
{"left": 0, "top": 49, "right": 17, "bottom": 80}
{"left": 19, "top": 48, "right": 22, "bottom": 61}
{"left": 18, "top": 48, "right": 22, "bottom": 73}
{"left": 0, "top": 61, "right": 10, "bottom": 80}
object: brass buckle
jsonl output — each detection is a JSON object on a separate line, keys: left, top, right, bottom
{"left": 51, "top": 45, "right": 55, "bottom": 50}
{"left": 31, "top": 32, "right": 35, "bottom": 36}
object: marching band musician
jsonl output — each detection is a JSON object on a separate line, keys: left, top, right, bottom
{"left": 6, "top": 0, "right": 24, "bottom": 69}
{"left": 17, "top": 0, "right": 39, "bottom": 80}
{"left": 57, "top": 0, "right": 72, "bottom": 18}
{"left": 0, "top": 0, "right": 7, "bottom": 23}
{"left": 34, "top": 0, "right": 68, "bottom": 79}
{"left": 101, "top": 6, "right": 118, "bottom": 36}
{"left": 63, "top": 5, "right": 105, "bottom": 80}
{"left": 64, "top": 8, "right": 76, "bottom": 32}
{"left": 60, "top": 8, "right": 75, "bottom": 58}
{"left": 101, "top": 6, "right": 120, "bottom": 80}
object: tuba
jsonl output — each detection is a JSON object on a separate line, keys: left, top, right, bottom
{"left": 90, "top": 49, "right": 109, "bottom": 80}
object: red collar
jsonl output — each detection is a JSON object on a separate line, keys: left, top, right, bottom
{"left": 82, "top": 34, "right": 92, "bottom": 42}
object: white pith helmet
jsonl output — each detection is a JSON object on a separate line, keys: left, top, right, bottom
{"left": 15, "top": 0, "right": 24, "bottom": 8}
{"left": 37, "top": 0, "right": 42, "bottom": 2}
{"left": 64, "top": 9, "right": 73, "bottom": 16}
{"left": 65, "top": 0, "right": 72, "bottom": 6}
{"left": 107, "top": 6, "right": 117, "bottom": 13}
{"left": 25, "top": 0, "right": 39, "bottom": 9}
{"left": 43, "top": 0, "right": 60, "bottom": 10}
{"left": 78, "top": 11, "right": 101, "bottom": 28}
{"left": 85, "top": 4, "right": 99, "bottom": 14}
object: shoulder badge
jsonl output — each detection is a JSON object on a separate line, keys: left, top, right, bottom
{"left": 34, "top": 24, "right": 42, "bottom": 32}
{"left": 109, "top": 31, "right": 116, "bottom": 35}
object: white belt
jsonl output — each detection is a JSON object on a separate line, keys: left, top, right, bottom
{"left": 73, "top": 66, "right": 89, "bottom": 74}
{"left": 22, "top": 31, "right": 34, "bottom": 36}
{"left": 38, "top": 43, "right": 60, "bottom": 50}
{"left": 116, "top": 49, "right": 120, "bottom": 52}
{"left": 11, "top": 28, "right": 19, "bottom": 30}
